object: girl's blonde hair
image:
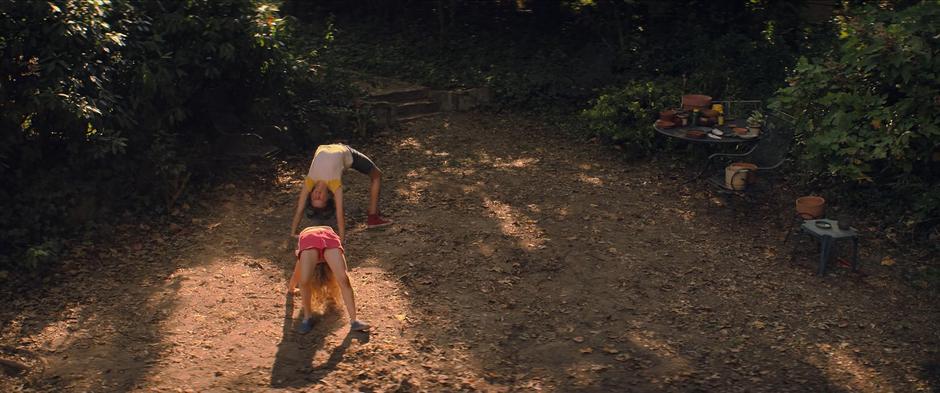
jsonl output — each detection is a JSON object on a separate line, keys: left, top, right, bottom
{"left": 303, "top": 262, "right": 341, "bottom": 313}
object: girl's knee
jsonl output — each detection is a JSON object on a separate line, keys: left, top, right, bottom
{"left": 333, "top": 270, "right": 351, "bottom": 287}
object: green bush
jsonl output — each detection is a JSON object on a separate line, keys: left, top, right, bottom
{"left": 579, "top": 79, "right": 682, "bottom": 157}
{"left": 0, "top": 1, "right": 356, "bottom": 271}
{"left": 770, "top": 3, "right": 940, "bottom": 222}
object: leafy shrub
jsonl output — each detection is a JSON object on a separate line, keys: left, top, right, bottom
{"left": 580, "top": 79, "right": 682, "bottom": 157}
{"left": 0, "top": 1, "right": 356, "bottom": 272}
{"left": 770, "top": 3, "right": 940, "bottom": 222}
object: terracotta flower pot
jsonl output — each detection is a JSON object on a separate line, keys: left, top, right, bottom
{"left": 731, "top": 162, "right": 757, "bottom": 184}
{"left": 681, "top": 94, "right": 712, "bottom": 110}
{"left": 724, "top": 163, "right": 754, "bottom": 190}
{"left": 796, "top": 196, "right": 826, "bottom": 220}
{"left": 659, "top": 110, "right": 677, "bottom": 121}
{"left": 655, "top": 120, "right": 676, "bottom": 129}
{"left": 685, "top": 130, "right": 706, "bottom": 139}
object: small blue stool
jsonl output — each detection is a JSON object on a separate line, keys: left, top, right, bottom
{"left": 800, "top": 219, "right": 859, "bottom": 276}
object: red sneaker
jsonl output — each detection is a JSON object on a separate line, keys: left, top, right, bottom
{"left": 367, "top": 214, "right": 393, "bottom": 229}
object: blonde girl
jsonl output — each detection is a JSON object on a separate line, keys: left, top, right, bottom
{"left": 291, "top": 226, "right": 369, "bottom": 333}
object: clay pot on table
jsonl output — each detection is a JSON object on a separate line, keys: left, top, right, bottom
{"left": 685, "top": 130, "right": 706, "bottom": 139}
{"left": 681, "top": 94, "right": 712, "bottom": 110}
{"left": 676, "top": 113, "right": 691, "bottom": 127}
{"left": 796, "top": 196, "right": 826, "bottom": 219}
{"left": 659, "top": 110, "right": 677, "bottom": 122}
{"left": 655, "top": 120, "right": 676, "bottom": 129}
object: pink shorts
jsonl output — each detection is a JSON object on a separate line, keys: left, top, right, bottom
{"left": 295, "top": 226, "right": 344, "bottom": 262}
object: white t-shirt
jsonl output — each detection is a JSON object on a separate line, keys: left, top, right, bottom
{"left": 305, "top": 144, "right": 353, "bottom": 192}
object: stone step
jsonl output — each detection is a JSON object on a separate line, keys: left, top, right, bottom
{"left": 366, "top": 88, "right": 430, "bottom": 104}
{"left": 397, "top": 112, "right": 441, "bottom": 123}
{"left": 395, "top": 100, "right": 440, "bottom": 118}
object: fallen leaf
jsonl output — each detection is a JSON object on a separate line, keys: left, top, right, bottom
{"left": 615, "top": 354, "right": 632, "bottom": 362}
{"left": 580, "top": 347, "right": 593, "bottom": 354}
{"left": 602, "top": 346, "right": 619, "bottom": 354}
{"left": 572, "top": 336, "right": 585, "bottom": 343}
{"left": 880, "top": 256, "right": 895, "bottom": 266}
{"left": 395, "top": 314, "right": 407, "bottom": 322}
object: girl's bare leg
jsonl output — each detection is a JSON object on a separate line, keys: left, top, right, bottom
{"left": 298, "top": 250, "right": 318, "bottom": 321}
{"left": 368, "top": 168, "right": 382, "bottom": 215}
{"left": 323, "top": 248, "right": 358, "bottom": 323}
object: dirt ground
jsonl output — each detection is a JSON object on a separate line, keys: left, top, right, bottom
{"left": 2, "top": 112, "right": 939, "bottom": 392}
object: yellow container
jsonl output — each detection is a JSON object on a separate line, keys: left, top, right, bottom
{"left": 712, "top": 104, "right": 725, "bottom": 125}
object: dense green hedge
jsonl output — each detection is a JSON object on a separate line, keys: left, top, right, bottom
{"left": 771, "top": 3, "right": 940, "bottom": 225}
{"left": 576, "top": 1, "right": 825, "bottom": 157}
{"left": 580, "top": 79, "right": 683, "bottom": 157}
{"left": 0, "top": 1, "right": 356, "bottom": 271}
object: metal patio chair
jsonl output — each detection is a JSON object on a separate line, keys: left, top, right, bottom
{"left": 702, "top": 110, "right": 796, "bottom": 197}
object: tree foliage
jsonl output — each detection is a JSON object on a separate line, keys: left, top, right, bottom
{"left": 771, "top": 2, "right": 940, "bottom": 221}
{"left": 0, "top": 0, "right": 355, "bottom": 270}
{"left": 580, "top": 79, "right": 682, "bottom": 157}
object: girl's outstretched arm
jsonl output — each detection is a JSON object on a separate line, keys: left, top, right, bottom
{"left": 333, "top": 187, "right": 345, "bottom": 241}
{"left": 290, "top": 184, "right": 313, "bottom": 236}
{"left": 287, "top": 258, "right": 301, "bottom": 293}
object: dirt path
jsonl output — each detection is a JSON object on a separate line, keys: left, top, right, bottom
{"left": 2, "top": 112, "right": 938, "bottom": 392}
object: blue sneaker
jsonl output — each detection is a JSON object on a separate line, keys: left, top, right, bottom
{"left": 350, "top": 320, "right": 370, "bottom": 332}
{"left": 298, "top": 318, "right": 314, "bottom": 334}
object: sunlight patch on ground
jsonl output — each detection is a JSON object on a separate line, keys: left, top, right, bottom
{"left": 134, "top": 257, "right": 284, "bottom": 390}
{"left": 482, "top": 197, "right": 546, "bottom": 250}
{"left": 395, "top": 137, "right": 423, "bottom": 151}
{"left": 358, "top": 256, "right": 383, "bottom": 268}
{"left": 396, "top": 168, "right": 430, "bottom": 204}
{"left": 471, "top": 151, "right": 494, "bottom": 167}
{"left": 396, "top": 180, "right": 430, "bottom": 204}
{"left": 277, "top": 173, "right": 301, "bottom": 187}
{"left": 492, "top": 157, "right": 539, "bottom": 169}
{"left": 440, "top": 166, "right": 477, "bottom": 177}
{"left": 808, "top": 343, "right": 896, "bottom": 392}
{"left": 625, "top": 330, "right": 693, "bottom": 376}
{"left": 323, "top": 265, "right": 509, "bottom": 391}
{"left": 564, "top": 360, "right": 608, "bottom": 387}
{"left": 577, "top": 173, "right": 605, "bottom": 187}
{"left": 666, "top": 207, "right": 696, "bottom": 222}
{"left": 36, "top": 307, "right": 88, "bottom": 352}
{"left": 465, "top": 148, "right": 539, "bottom": 170}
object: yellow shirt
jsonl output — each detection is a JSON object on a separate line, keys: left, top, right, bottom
{"left": 304, "top": 144, "right": 353, "bottom": 192}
